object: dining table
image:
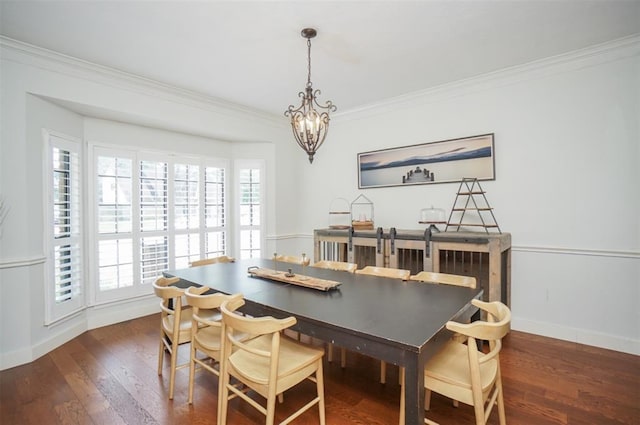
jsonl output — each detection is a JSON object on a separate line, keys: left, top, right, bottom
{"left": 165, "top": 258, "right": 482, "bottom": 425}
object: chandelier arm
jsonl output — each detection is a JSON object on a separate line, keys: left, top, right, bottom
{"left": 311, "top": 90, "right": 337, "bottom": 112}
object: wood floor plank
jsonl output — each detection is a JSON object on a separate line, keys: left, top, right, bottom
{"left": 49, "top": 341, "right": 127, "bottom": 425}
{"left": 71, "top": 332, "right": 159, "bottom": 425}
{"left": 2, "top": 314, "right": 638, "bottom": 425}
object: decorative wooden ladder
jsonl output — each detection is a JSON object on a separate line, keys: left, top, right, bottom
{"left": 445, "top": 178, "right": 501, "bottom": 233}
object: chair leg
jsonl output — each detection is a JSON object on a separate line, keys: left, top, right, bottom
{"left": 327, "top": 343, "right": 334, "bottom": 362}
{"left": 496, "top": 372, "right": 506, "bottom": 425}
{"left": 265, "top": 388, "right": 278, "bottom": 425}
{"left": 423, "top": 392, "right": 440, "bottom": 425}
{"left": 316, "top": 360, "right": 326, "bottom": 425}
{"left": 188, "top": 344, "right": 196, "bottom": 404}
{"left": 380, "top": 360, "right": 386, "bottom": 384}
{"left": 157, "top": 331, "right": 165, "bottom": 375}
{"left": 399, "top": 367, "right": 405, "bottom": 425}
{"left": 218, "top": 366, "right": 230, "bottom": 425}
{"left": 472, "top": 394, "right": 486, "bottom": 425}
{"left": 168, "top": 342, "right": 178, "bottom": 400}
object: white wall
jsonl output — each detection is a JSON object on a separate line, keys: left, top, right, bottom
{"left": 294, "top": 38, "right": 640, "bottom": 354}
{"left": 0, "top": 38, "right": 293, "bottom": 369}
{"left": 1, "top": 35, "right": 638, "bottom": 371}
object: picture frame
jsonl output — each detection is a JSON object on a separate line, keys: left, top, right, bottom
{"left": 357, "top": 133, "right": 495, "bottom": 189}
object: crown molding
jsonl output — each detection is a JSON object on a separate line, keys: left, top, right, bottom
{"left": 3, "top": 34, "right": 638, "bottom": 126}
{"left": 335, "top": 34, "right": 640, "bottom": 121}
{"left": 0, "top": 36, "right": 283, "bottom": 126}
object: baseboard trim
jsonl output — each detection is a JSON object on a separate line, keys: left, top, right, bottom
{"left": 512, "top": 317, "right": 639, "bottom": 356}
{"left": 0, "top": 347, "right": 34, "bottom": 371}
{"left": 32, "top": 319, "right": 88, "bottom": 365}
{"left": 1, "top": 317, "right": 87, "bottom": 370}
{"left": 86, "top": 295, "right": 158, "bottom": 330}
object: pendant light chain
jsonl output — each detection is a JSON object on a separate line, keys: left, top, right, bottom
{"left": 306, "top": 38, "right": 312, "bottom": 88}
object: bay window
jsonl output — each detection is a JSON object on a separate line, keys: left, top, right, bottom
{"left": 91, "top": 145, "right": 230, "bottom": 302}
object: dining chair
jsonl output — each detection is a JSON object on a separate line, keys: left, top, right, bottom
{"left": 274, "top": 254, "right": 311, "bottom": 266}
{"left": 152, "top": 276, "right": 196, "bottom": 400}
{"left": 189, "top": 255, "right": 235, "bottom": 267}
{"left": 218, "top": 297, "right": 326, "bottom": 425}
{"left": 311, "top": 260, "right": 358, "bottom": 273}
{"left": 355, "top": 265, "right": 410, "bottom": 383}
{"left": 409, "top": 271, "right": 477, "bottom": 288}
{"left": 311, "top": 260, "right": 358, "bottom": 367}
{"left": 184, "top": 287, "right": 243, "bottom": 405}
{"left": 399, "top": 300, "right": 511, "bottom": 425}
{"left": 355, "top": 265, "right": 410, "bottom": 280}
{"left": 392, "top": 270, "right": 479, "bottom": 423}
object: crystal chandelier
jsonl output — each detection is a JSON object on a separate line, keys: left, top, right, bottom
{"left": 285, "top": 28, "right": 337, "bottom": 163}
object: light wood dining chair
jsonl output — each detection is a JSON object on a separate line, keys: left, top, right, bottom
{"left": 152, "top": 276, "right": 195, "bottom": 400}
{"left": 399, "top": 300, "right": 511, "bottom": 425}
{"left": 410, "top": 270, "right": 477, "bottom": 288}
{"left": 355, "top": 265, "right": 410, "bottom": 280}
{"left": 311, "top": 260, "right": 358, "bottom": 273}
{"left": 311, "top": 260, "right": 358, "bottom": 367}
{"left": 218, "top": 297, "right": 326, "bottom": 425}
{"left": 189, "top": 255, "right": 235, "bottom": 267}
{"left": 184, "top": 287, "right": 243, "bottom": 405}
{"left": 355, "top": 265, "right": 410, "bottom": 383}
{"left": 395, "top": 270, "right": 479, "bottom": 423}
{"left": 274, "top": 254, "right": 311, "bottom": 266}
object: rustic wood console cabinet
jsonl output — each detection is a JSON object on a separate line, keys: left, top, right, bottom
{"left": 313, "top": 228, "right": 511, "bottom": 306}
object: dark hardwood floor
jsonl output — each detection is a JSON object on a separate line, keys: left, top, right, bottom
{"left": 1, "top": 313, "right": 638, "bottom": 424}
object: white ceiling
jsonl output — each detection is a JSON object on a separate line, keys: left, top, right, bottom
{"left": 2, "top": 0, "right": 639, "bottom": 117}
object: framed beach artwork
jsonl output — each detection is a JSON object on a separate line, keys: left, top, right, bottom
{"left": 357, "top": 133, "right": 495, "bottom": 189}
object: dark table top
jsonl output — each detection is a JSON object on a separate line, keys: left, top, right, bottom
{"left": 166, "top": 258, "right": 482, "bottom": 354}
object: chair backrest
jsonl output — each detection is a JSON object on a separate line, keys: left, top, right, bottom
{"left": 153, "top": 276, "right": 185, "bottom": 311}
{"left": 185, "top": 286, "right": 241, "bottom": 323}
{"left": 152, "top": 276, "right": 190, "bottom": 340}
{"left": 220, "top": 297, "right": 296, "bottom": 364}
{"left": 274, "top": 254, "right": 311, "bottom": 266}
{"left": 355, "top": 266, "right": 410, "bottom": 280}
{"left": 426, "top": 300, "right": 511, "bottom": 425}
{"left": 189, "top": 255, "right": 235, "bottom": 267}
{"left": 312, "top": 260, "right": 357, "bottom": 273}
{"left": 446, "top": 300, "right": 511, "bottom": 363}
{"left": 410, "top": 271, "right": 477, "bottom": 288}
